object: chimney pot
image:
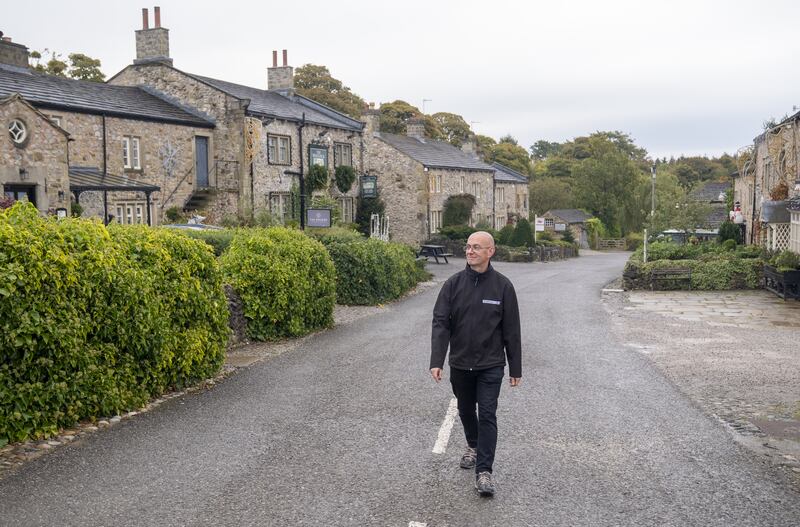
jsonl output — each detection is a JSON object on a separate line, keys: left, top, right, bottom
{"left": 154, "top": 6, "right": 161, "bottom": 28}
{"left": 142, "top": 8, "right": 149, "bottom": 30}
{"left": 2, "top": 37, "right": 11, "bottom": 43}
{"left": 282, "top": 49, "right": 287, "bottom": 66}
{"left": 272, "top": 50, "right": 277, "bottom": 67}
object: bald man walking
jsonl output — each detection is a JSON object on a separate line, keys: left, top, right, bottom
{"left": 430, "top": 231, "right": 522, "bottom": 497}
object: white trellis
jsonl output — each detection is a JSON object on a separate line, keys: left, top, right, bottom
{"left": 767, "top": 223, "right": 791, "bottom": 251}
{"left": 370, "top": 213, "right": 389, "bottom": 241}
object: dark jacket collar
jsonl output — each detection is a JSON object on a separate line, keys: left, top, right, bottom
{"left": 465, "top": 262, "right": 494, "bottom": 281}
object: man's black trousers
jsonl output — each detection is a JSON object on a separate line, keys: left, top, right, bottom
{"left": 449, "top": 365, "right": 504, "bottom": 474}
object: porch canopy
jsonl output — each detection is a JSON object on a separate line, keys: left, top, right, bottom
{"left": 69, "top": 166, "right": 160, "bottom": 225}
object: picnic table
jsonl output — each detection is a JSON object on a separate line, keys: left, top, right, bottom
{"left": 417, "top": 244, "right": 453, "bottom": 264}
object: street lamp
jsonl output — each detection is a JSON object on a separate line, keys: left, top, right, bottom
{"left": 651, "top": 164, "right": 656, "bottom": 217}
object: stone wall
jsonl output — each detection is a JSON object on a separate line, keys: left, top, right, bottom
{"left": 110, "top": 63, "right": 247, "bottom": 221}
{"left": 363, "top": 135, "right": 426, "bottom": 245}
{"left": 495, "top": 181, "right": 530, "bottom": 228}
{"left": 428, "top": 168, "right": 495, "bottom": 228}
{"left": 52, "top": 109, "right": 212, "bottom": 224}
{"left": 0, "top": 96, "right": 70, "bottom": 213}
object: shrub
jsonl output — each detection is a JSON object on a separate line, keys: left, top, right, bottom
{"left": 220, "top": 228, "right": 336, "bottom": 340}
{"left": 181, "top": 229, "right": 236, "bottom": 256}
{"left": 718, "top": 221, "right": 742, "bottom": 245}
{"left": 511, "top": 219, "right": 534, "bottom": 247}
{"left": 772, "top": 250, "right": 800, "bottom": 271}
{"left": 497, "top": 224, "right": 514, "bottom": 245}
{"left": 536, "top": 230, "right": 553, "bottom": 242}
{"left": 0, "top": 203, "right": 228, "bottom": 443}
{"left": 355, "top": 197, "right": 385, "bottom": 236}
{"left": 442, "top": 194, "right": 476, "bottom": 227}
{"left": 624, "top": 252, "right": 766, "bottom": 291}
{"left": 722, "top": 238, "right": 737, "bottom": 251}
{"left": 306, "top": 164, "right": 329, "bottom": 193}
{"left": 254, "top": 209, "right": 280, "bottom": 227}
{"left": 334, "top": 165, "right": 356, "bottom": 193}
{"left": 70, "top": 202, "right": 83, "bottom": 217}
{"left": 625, "top": 232, "right": 643, "bottom": 251}
{"left": 438, "top": 225, "right": 476, "bottom": 241}
{"left": 306, "top": 226, "right": 365, "bottom": 245}
{"left": 323, "top": 239, "right": 425, "bottom": 305}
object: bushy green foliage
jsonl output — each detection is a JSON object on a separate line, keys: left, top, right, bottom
{"left": 306, "top": 165, "right": 329, "bottom": 193}
{"left": 220, "top": 228, "right": 336, "bottom": 340}
{"left": 323, "top": 239, "right": 426, "bottom": 305}
{"left": 181, "top": 229, "right": 235, "bottom": 256}
{"left": 722, "top": 238, "right": 737, "bottom": 251}
{"left": 442, "top": 194, "right": 476, "bottom": 227}
{"left": 497, "top": 224, "right": 514, "bottom": 245}
{"left": 334, "top": 165, "right": 356, "bottom": 193}
{"left": 771, "top": 250, "right": 800, "bottom": 271}
{"left": 0, "top": 203, "right": 228, "bottom": 443}
{"left": 718, "top": 221, "right": 742, "bottom": 245}
{"left": 355, "top": 197, "right": 385, "bottom": 236}
{"left": 511, "top": 219, "right": 534, "bottom": 247}
{"left": 438, "top": 225, "right": 477, "bottom": 241}
{"left": 625, "top": 232, "right": 643, "bottom": 251}
{"left": 70, "top": 202, "right": 83, "bottom": 217}
{"left": 560, "top": 228, "right": 575, "bottom": 243}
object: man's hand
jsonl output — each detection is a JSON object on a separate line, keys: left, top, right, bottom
{"left": 509, "top": 377, "right": 521, "bottom": 387}
{"left": 430, "top": 368, "right": 443, "bottom": 383}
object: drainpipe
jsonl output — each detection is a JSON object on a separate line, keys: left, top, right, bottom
{"left": 751, "top": 158, "right": 757, "bottom": 244}
{"left": 492, "top": 176, "right": 496, "bottom": 229}
{"left": 299, "top": 112, "right": 306, "bottom": 229}
{"left": 101, "top": 114, "right": 107, "bottom": 177}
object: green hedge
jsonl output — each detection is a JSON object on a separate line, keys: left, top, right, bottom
{"left": 623, "top": 254, "right": 765, "bottom": 290}
{"left": 322, "top": 238, "right": 426, "bottom": 305}
{"left": 180, "top": 228, "right": 235, "bottom": 256}
{"left": 0, "top": 203, "right": 228, "bottom": 444}
{"left": 220, "top": 227, "right": 336, "bottom": 340}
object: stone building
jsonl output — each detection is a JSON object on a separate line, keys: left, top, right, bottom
{"left": 542, "top": 209, "right": 594, "bottom": 248}
{"left": 733, "top": 110, "right": 800, "bottom": 250}
{"left": 108, "top": 8, "right": 364, "bottom": 224}
{"left": 688, "top": 180, "right": 730, "bottom": 230}
{"left": 0, "top": 32, "right": 213, "bottom": 224}
{"left": 361, "top": 111, "right": 496, "bottom": 245}
{"left": 491, "top": 162, "right": 529, "bottom": 228}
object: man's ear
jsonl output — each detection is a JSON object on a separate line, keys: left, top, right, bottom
{"left": 488, "top": 246, "right": 496, "bottom": 258}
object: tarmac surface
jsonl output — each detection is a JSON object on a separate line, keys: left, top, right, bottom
{"left": 2, "top": 251, "right": 800, "bottom": 526}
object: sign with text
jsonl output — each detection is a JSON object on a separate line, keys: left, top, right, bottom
{"left": 360, "top": 175, "right": 378, "bottom": 198}
{"left": 534, "top": 216, "right": 545, "bottom": 232}
{"left": 306, "top": 208, "right": 332, "bottom": 228}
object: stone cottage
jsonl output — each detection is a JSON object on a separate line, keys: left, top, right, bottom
{"left": 492, "top": 162, "right": 529, "bottom": 228}
{"left": 733, "top": 109, "right": 800, "bottom": 249}
{"left": 108, "top": 8, "right": 364, "bottom": 224}
{"left": 688, "top": 180, "right": 730, "bottom": 230}
{"left": 361, "top": 110, "right": 496, "bottom": 245}
{"left": 542, "top": 209, "right": 594, "bottom": 248}
{"left": 0, "top": 32, "right": 213, "bottom": 224}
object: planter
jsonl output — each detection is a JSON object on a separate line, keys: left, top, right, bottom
{"left": 763, "top": 265, "right": 800, "bottom": 300}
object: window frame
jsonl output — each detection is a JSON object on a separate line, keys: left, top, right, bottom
{"left": 123, "top": 136, "right": 141, "bottom": 170}
{"left": 338, "top": 196, "right": 355, "bottom": 223}
{"left": 267, "top": 134, "right": 292, "bottom": 165}
{"left": 333, "top": 142, "right": 353, "bottom": 167}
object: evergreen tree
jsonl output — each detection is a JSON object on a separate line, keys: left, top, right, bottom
{"left": 510, "top": 218, "right": 534, "bottom": 247}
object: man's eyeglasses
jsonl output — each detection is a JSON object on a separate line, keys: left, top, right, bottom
{"left": 464, "top": 244, "right": 488, "bottom": 252}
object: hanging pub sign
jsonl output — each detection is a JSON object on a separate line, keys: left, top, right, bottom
{"left": 309, "top": 145, "right": 328, "bottom": 167}
{"left": 307, "top": 208, "right": 332, "bottom": 228}
{"left": 360, "top": 175, "right": 378, "bottom": 198}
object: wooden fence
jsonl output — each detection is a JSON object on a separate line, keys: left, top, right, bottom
{"left": 598, "top": 239, "right": 626, "bottom": 250}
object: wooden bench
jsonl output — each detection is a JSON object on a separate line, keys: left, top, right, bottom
{"left": 650, "top": 267, "right": 692, "bottom": 290}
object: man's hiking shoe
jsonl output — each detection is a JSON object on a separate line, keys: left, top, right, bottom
{"left": 459, "top": 446, "right": 477, "bottom": 469}
{"left": 475, "top": 471, "right": 495, "bottom": 496}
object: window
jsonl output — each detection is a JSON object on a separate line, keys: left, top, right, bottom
{"left": 114, "top": 201, "right": 148, "bottom": 224}
{"left": 429, "top": 174, "right": 442, "bottom": 193}
{"left": 334, "top": 143, "right": 353, "bottom": 167}
{"left": 497, "top": 187, "right": 505, "bottom": 203}
{"left": 309, "top": 145, "right": 328, "bottom": 167}
{"left": 268, "top": 134, "right": 291, "bottom": 165}
{"left": 429, "top": 209, "right": 443, "bottom": 233}
{"left": 459, "top": 176, "right": 465, "bottom": 193}
{"left": 338, "top": 197, "right": 355, "bottom": 223}
{"left": 791, "top": 211, "right": 800, "bottom": 253}
{"left": 4, "top": 184, "right": 36, "bottom": 206}
{"left": 269, "top": 192, "right": 293, "bottom": 223}
{"left": 123, "top": 136, "right": 141, "bottom": 170}
{"left": 545, "top": 218, "right": 554, "bottom": 228}
{"left": 8, "top": 119, "right": 27, "bottom": 146}
{"left": 49, "top": 115, "right": 63, "bottom": 127}
{"left": 471, "top": 181, "right": 480, "bottom": 199}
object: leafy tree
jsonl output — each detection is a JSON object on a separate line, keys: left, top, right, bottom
{"left": 378, "top": 100, "right": 442, "bottom": 139}
{"left": 499, "top": 134, "right": 518, "bottom": 145}
{"left": 531, "top": 157, "right": 573, "bottom": 179}
{"left": 475, "top": 135, "right": 497, "bottom": 159}
{"left": 510, "top": 218, "right": 534, "bottom": 247}
{"left": 528, "top": 177, "right": 574, "bottom": 215}
{"left": 355, "top": 196, "right": 385, "bottom": 236}
{"left": 442, "top": 194, "right": 476, "bottom": 226}
{"left": 530, "top": 140, "right": 561, "bottom": 161}
{"left": 431, "top": 112, "right": 472, "bottom": 147}
{"left": 294, "top": 64, "right": 366, "bottom": 119}
{"left": 486, "top": 141, "right": 532, "bottom": 175}
{"left": 29, "top": 49, "right": 104, "bottom": 81}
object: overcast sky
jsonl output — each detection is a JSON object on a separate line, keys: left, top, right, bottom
{"left": 4, "top": 0, "right": 799, "bottom": 159}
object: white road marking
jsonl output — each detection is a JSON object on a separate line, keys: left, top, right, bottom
{"left": 409, "top": 522, "right": 427, "bottom": 527}
{"left": 432, "top": 397, "right": 458, "bottom": 454}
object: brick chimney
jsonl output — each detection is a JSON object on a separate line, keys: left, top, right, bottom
{"left": 135, "top": 7, "right": 172, "bottom": 65}
{"left": 406, "top": 117, "right": 426, "bottom": 141}
{"left": 361, "top": 103, "right": 381, "bottom": 137}
{"left": 461, "top": 134, "right": 478, "bottom": 158}
{"left": 0, "top": 32, "right": 30, "bottom": 70}
{"left": 267, "top": 50, "right": 294, "bottom": 94}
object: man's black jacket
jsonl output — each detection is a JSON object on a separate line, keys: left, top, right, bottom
{"left": 430, "top": 263, "right": 522, "bottom": 378}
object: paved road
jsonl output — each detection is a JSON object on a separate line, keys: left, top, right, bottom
{"left": 2, "top": 252, "right": 799, "bottom": 526}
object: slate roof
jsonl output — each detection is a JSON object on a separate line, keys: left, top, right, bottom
{"left": 705, "top": 204, "right": 730, "bottom": 228}
{"left": 188, "top": 73, "right": 363, "bottom": 131}
{"left": 0, "top": 65, "right": 214, "bottom": 128}
{"left": 689, "top": 181, "right": 730, "bottom": 202}
{"left": 378, "top": 133, "right": 494, "bottom": 171}
{"left": 788, "top": 196, "right": 800, "bottom": 212}
{"left": 492, "top": 162, "right": 529, "bottom": 184}
{"left": 545, "top": 209, "right": 594, "bottom": 224}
